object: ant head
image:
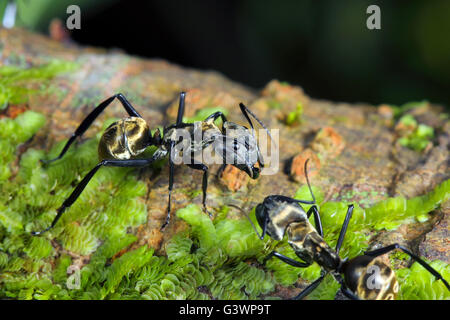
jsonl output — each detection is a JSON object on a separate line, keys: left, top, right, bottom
{"left": 254, "top": 198, "right": 287, "bottom": 241}
{"left": 250, "top": 165, "right": 261, "bottom": 179}
{"left": 236, "top": 164, "right": 260, "bottom": 179}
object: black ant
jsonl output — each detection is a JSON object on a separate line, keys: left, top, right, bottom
{"left": 235, "top": 159, "right": 450, "bottom": 300}
{"left": 32, "top": 92, "right": 272, "bottom": 235}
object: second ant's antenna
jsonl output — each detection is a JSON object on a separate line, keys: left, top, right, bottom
{"left": 228, "top": 204, "right": 263, "bottom": 240}
{"left": 303, "top": 158, "right": 316, "bottom": 204}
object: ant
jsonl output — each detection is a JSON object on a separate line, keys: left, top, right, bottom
{"left": 236, "top": 159, "right": 450, "bottom": 300}
{"left": 32, "top": 92, "right": 272, "bottom": 235}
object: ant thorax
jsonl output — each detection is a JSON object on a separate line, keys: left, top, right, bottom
{"left": 168, "top": 123, "right": 223, "bottom": 164}
{"left": 287, "top": 222, "right": 341, "bottom": 271}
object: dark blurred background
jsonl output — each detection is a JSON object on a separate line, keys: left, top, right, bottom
{"left": 3, "top": 0, "right": 450, "bottom": 109}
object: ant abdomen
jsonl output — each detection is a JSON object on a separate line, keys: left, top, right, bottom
{"left": 343, "top": 255, "right": 399, "bottom": 300}
{"left": 98, "top": 117, "right": 151, "bottom": 160}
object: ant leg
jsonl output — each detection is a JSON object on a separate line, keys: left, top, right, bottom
{"left": 292, "top": 271, "right": 327, "bottom": 300}
{"left": 340, "top": 287, "right": 360, "bottom": 300}
{"left": 272, "top": 159, "right": 317, "bottom": 206}
{"left": 204, "top": 111, "right": 228, "bottom": 125}
{"left": 42, "top": 93, "right": 142, "bottom": 164}
{"left": 334, "top": 274, "right": 360, "bottom": 300}
{"left": 269, "top": 195, "right": 315, "bottom": 206}
{"left": 161, "top": 141, "right": 176, "bottom": 230}
{"left": 217, "top": 164, "right": 227, "bottom": 178}
{"left": 164, "top": 122, "right": 195, "bottom": 134}
{"left": 306, "top": 205, "right": 323, "bottom": 237}
{"left": 239, "top": 103, "right": 274, "bottom": 145}
{"left": 187, "top": 163, "right": 211, "bottom": 218}
{"left": 31, "top": 156, "right": 163, "bottom": 236}
{"left": 176, "top": 92, "right": 186, "bottom": 126}
{"left": 335, "top": 204, "right": 354, "bottom": 254}
{"left": 263, "top": 251, "right": 311, "bottom": 268}
{"left": 365, "top": 243, "right": 450, "bottom": 291}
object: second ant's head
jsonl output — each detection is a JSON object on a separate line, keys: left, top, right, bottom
{"left": 255, "top": 196, "right": 286, "bottom": 240}
{"left": 255, "top": 195, "right": 312, "bottom": 241}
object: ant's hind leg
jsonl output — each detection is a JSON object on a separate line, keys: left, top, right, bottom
{"left": 31, "top": 157, "right": 162, "bottom": 236}
{"left": 365, "top": 243, "right": 450, "bottom": 291}
{"left": 42, "top": 93, "right": 142, "bottom": 164}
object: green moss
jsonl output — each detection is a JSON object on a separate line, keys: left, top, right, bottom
{"left": 266, "top": 100, "right": 282, "bottom": 110}
{"left": 0, "top": 97, "right": 448, "bottom": 300}
{"left": 396, "top": 114, "right": 434, "bottom": 152}
{"left": 24, "top": 237, "right": 52, "bottom": 260}
{"left": 396, "top": 260, "right": 450, "bottom": 300}
{"left": 52, "top": 254, "right": 72, "bottom": 284}
{"left": 173, "top": 204, "right": 274, "bottom": 299}
{"left": 285, "top": 102, "right": 304, "bottom": 126}
{"left": 0, "top": 61, "right": 78, "bottom": 109}
{"left": 0, "top": 110, "right": 46, "bottom": 182}
{"left": 0, "top": 107, "right": 151, "bottom": 299}
{"left": 391, "top": 100, "right": 429, "bottom": 119}
{"left": 365, "top": 179, "right": 449, "bottom": 230}
{"left": 176, "top": 205, "right": 217, "bottom": 249}
{"left": 253, "top": 180, "right": 449, "bottom": 299}
{"left": 307, "top": 274, "right": 340, "bottom": 300}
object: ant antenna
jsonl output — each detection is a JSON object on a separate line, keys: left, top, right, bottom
{"left": 303, "top": 158, "right": 316, "bottom": 204}
{"left": 239, "top": 103, "right": 277, "bottom": 148}
{"left": 228, "top": 204, "right": 263, "bottom": 239}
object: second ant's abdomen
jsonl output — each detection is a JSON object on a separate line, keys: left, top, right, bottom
{"left": 356, "top": 259, "right": 399, "bottom": 300}
{"left": 98, "top": 117, "right": 151, "bottom": 160}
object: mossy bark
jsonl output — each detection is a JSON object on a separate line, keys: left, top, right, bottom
{"left": 0, "top": 28, "right": 448, "bottom": 300}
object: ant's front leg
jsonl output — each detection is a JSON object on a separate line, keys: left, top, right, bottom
{"left": 42, "top": 93, "right": 142, "bottom": 164}
{"left": 31, "top": 156, "right": 161, "bottom": 236}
